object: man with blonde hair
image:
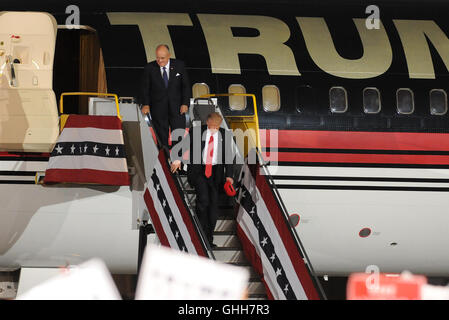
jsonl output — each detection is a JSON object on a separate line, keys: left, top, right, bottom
{"left": 171, "top": 112, "right": 235, "bottom": 247}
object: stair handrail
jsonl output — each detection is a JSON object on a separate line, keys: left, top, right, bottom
{"left": 199, "top": 93, "right": 262, "bottom": 153}
{"left": 143, "top": 111, "right": 216, "bottom": 259}
{"left": 252, "top": 147, "right": 328, "bottom": 300}
{"left": 59, "top": 92, "right": 122, "bottom": 120}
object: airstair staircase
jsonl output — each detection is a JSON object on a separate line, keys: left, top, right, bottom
{"left": 139, "top": 95, "right": 324, "bottom": 300}
{"left": 176, "top": 172, "right": 268, "bottom": 300}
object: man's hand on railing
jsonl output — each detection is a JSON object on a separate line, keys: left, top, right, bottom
{"left": 141, "top": 105, "right": 151, "bottom": 115}
{"left": 170, "top": 159, "right": 182, "bottom": 173}
{"left": 180, "top": 104, "right": 188, "bottom": 115}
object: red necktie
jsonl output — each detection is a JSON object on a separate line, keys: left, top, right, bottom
{"left": 205, "top": 135, "right": 214, "bottom": 178}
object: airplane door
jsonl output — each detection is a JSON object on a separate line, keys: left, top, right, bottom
{"left": 0, "top": 12, "right": 59, "bottom": 153}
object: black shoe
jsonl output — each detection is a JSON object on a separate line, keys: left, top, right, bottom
{"left": 210, "top": 243, "right": 217, "bottom": 249}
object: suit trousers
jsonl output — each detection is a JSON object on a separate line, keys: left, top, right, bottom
{"left": 191, "top": 165, "right": 220, "bottom": 244}
{"left": 152, "top": 112, "right": 186, "bottom": 149}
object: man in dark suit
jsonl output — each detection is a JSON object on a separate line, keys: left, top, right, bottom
{"left": 170, "top": 112, "right": 236, "bottom": 247}
{"left": 141, "top": 44, "right": 191, "bottom": 148}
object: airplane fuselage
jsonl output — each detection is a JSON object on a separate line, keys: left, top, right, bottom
{"left": 3, "top": 1, "right": 449, "bottom": 276}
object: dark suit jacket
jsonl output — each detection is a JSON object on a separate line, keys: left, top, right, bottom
{"left": 142, "top": 59, "right": 191, "bottom": 119}
{"left": 172, "top": 125, "right": 235, "bottom": 188}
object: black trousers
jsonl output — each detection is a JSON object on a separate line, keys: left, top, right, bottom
{"left": 190, "top": 165, "right": 220, "bottom": 243}
{"left": 152, "top": 113, "right": 186, "bottom": 149}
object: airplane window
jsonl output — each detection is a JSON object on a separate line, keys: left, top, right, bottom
{"left": 329, "top": 87, "right": 348, "bottom": 113}
{"left": 228, "top": 84, "right": 247, "bottom": 111}
{"left": 396, "top": 89, "right": 414, "bottom": 114}
{"left": 363, "top": 88, "right": 381, "bottom": 114}
{"left": 262, "top": 85, "right": 281, "bottom": 112}
{"left": 296, "top": 85, "right": 317, "bottom": 113}
{"left": 192, "top": 83, "right": 210, "bottom": 99}
{"left": 430, "top": 89, "right": 447, "bottom": 116}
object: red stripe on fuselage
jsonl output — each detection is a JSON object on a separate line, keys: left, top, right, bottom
{"left": 0, "top": 152, "right": 50, "bottom": 158}
{"left": 261, "top": 130, "right": 449, "bottom": 165}
{"left": 261, "top": 130, "right": 449, "bottom": 151}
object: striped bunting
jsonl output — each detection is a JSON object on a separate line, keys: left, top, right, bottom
{"left": 236, "top": 163, "right": 321, "bottom": 300}
{"left": 143, "top": 150, "right": 207, "bottom": 257}
{"left": 43, "top": 115, "right": 129, "bottom": 185}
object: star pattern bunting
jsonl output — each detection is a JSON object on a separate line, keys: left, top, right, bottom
{"left": 239, "top": 178, "right": 296, "bottom": 300}
{"left": 43, "top": 115, "right": 130, "bottom": 186}
{"left": 142, "top": 150, "right": 208, "bottom": 258}
{"left": 151, "top": 168, "right": 187, "bottom": 252}
{"left": 51, "top": 142, "right": 126, "bottom": 158}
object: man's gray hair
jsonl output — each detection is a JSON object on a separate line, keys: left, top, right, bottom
{"left": 156, "top": 44, "right": 170, "bottom": 52}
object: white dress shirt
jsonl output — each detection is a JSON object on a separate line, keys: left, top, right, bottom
{"left": 203, "top": 129, "right": 219, "bottom": 165}
{"left": 160, "top": 60, "right": 170, "bottom": 80}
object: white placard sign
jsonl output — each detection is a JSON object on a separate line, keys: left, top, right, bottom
{"left": 136, "top": 245, "right": 249, "bottom": 300}
{"left": 16, "top": 259, "right": 121, "bottom": 300}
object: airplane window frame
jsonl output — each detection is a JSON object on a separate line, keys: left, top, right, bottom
{"left": 262, "top": 84, "right": 281, "bottom": 112}
{"left": 192, "top": 82, "right": 210, "bottom": 99}
{"left": 396, "top": 88, "right": 415, "bottom": 115}
{"left": 363, "top": 87, "right": 381, "bottom": 114}
{"left": 430, "top": 89, "right": 448, "bottom": 116}
{"left": 329, "top": 86, "right": 348, "bottom": 114}
{"left": 228, "top": 84, "right": 247, "bottom": 111}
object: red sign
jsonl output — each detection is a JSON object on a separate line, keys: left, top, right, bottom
{"left": 347, "top": 273, "right": 427, "bottom": 300}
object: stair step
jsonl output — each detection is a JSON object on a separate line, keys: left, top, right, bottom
{"left": 227, "top": 263, "right": 260, "bottom": 279}
{"left": 213, "top": 249, "right": 247, "bottom": 263}
{"left": 217, "top": 210, "right": 235, "bottom": 219}
{"left": 248, "top": 276, "right": 263, "bottom": 282}
{"left": 213, "top": 234, "right": 240, "bottom": 248}
{"left": 218, "top": 203, "right": 234, "bottom": 209}
{"left": 187, "top": 206, "right": 234, "bottom": 217}
{"left": 177, "top": 172, "right": 267, "bottom": 299}
{"left": 217, "top": 213, "right": 235, "bottom": 220}
{"left": 247, "top": 293, "right": 268, "bottom": 300}
{"left": 247, "top": 281, "right": 266, "bottom": 295}
{"left": 215, "top": 217, "right": 236, "bottom": 231}
{"left": 213, "top": 230, "right": 237, "bottom": 236}
{"left": 213, "top": 246, "right": 242, "bottom": 251}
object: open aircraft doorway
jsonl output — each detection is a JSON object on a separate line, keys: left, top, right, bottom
{"left": 53, "top": 25, "right": 108, "bottom": 115}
